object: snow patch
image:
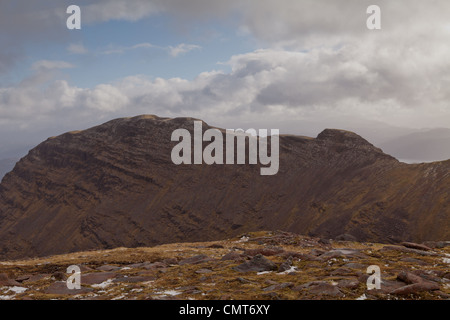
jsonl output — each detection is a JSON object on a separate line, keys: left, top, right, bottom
{"left": 160, "top": 290, "right": 182, "bottom": 296}
{"left": 277, "top": 266, "right": 297, "bottom": 275}
{"left": 92, "top": 279, "right": 114, "bottom": 289}
{"left": 9, "top": 286, "right": 27, "bottom": 294}
{"left": 238, "top": 236, "right": 249, "bottom": 243}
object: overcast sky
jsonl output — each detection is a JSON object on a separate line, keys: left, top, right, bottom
{"left": 1, "top": 0, "right": 450, "bottom": 158}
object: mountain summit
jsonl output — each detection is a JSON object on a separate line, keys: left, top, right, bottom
{"left": 0, "top": 115, "right": 448, "bottom": 260}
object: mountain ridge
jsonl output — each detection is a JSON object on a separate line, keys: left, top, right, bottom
{"left": 0, "top": 115, "right": 448, "bottom": 260}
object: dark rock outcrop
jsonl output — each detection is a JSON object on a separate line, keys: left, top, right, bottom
{"left": 233, "top": 254, "right": 277, "bottom": 272}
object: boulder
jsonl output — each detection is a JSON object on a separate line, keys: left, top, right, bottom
{"left": 52, "top": 271, "right": 67, "bottom": 281}
{"left": 233, "top": 254, "right": 277, "bottom": 273}
{"left": 278, "top": 256, "right": 293, "bottom": 273}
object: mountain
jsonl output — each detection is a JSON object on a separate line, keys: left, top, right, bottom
{"left": 0, "top": 115, "right": 448, "bottom": 260}
{"left": 379, "top": 128, "right": 450, "bottom": 163}
{"left": 0, "top": 158, "right": 18, "bottom": 181}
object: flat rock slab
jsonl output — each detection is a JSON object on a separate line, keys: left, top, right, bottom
{"left": 401, "top": 242, "right": 432, "bottom": 251}
{"left": 0, "top": 273, "right": 21, "bottom": 286}
{"left": 78, "top": 265, "right": 93, "bottom": 272}
{"left": 378, "top": 279, "right": 406, "bottom": 293}
{"left": 380, "top": 246, "right": 441, "bottom": 257}
{"left": 113, "top": 276, "right": 156, "bottom": 283}
{"left": 125, "top": 261, "right": 167, "bottom": 269}
{"left": 330, "top": 267, "right": 355, "bottom": 276}
{"left": 221, "top": 251, "right": 246, "bottom": 261}
{"left": 337, "top": 278, "right": 360, "bottom": 289}
{"left": 233, "top": 254, "right": 277, "bottom": 273}
{"left": 178, "top": 254, "right": 213, "bottom": 265}
{"left": 81, "top": 272, "right": 118, "bottom": 285}
{"left": 142, "top": 262, "right": 167, "bottom": 270}
{"left": 97, "top": 265, "right": 121, "bottom": 272}
{"left": 195, "top": 269, "right": 213, "bottom": 274}
{"left": 44, "top": 282, "right": 93, "bottom": 295}
{"left": 391, "top": 282, "right": 440, "bottom": 295}
{"left": 397, "top": 271, "right": 427, "bottom": 285}
{"left": 22, "top": 274, "right": 50, "bottom": 283}
{"left": 243, "top": 247, "right": 284, "bottom": 257}
{"left": 263, "top": 282, "right": 294, "bottom": 291}
{"left": 343, "top": 262, "right": 367, "bottom": 269}
{"left": 293, "top": 281, "right": 344, "bottom": 297}
{"left": 16, "top": 274, "right": 33, "bottom": 282}
{"left": 319, "top": 248, "right": 367, "bottom": 261}
{"left": 279, "top": 251, "right": 319, "bottom": 261}
{"left": 399, "top": 258, "right": 429, "bottom": 265}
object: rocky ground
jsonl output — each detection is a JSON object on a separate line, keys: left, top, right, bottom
{"left": 0, "top": 231, "right": 449, "bottom": 300}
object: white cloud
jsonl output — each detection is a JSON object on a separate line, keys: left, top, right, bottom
{"left": 2, "top": 45, "right": 450, "bottom": 131}
{"left": 100, "top": 42, "right": 199, "bottom": 57}
{"left": 168, "top": 44, "right": 201, "bottom": 57}
{"left": 101, "top": 42, "right": 156, "bottom": 55}
{"left": 82, "top": 0, "right": 163, "bottom": 23}
{"left": 1, "top": 0, "right": 450, "bottom": 157}
{"left": 67, "top": 43, "right": 89, "bottom": 55}
{"left": 31, "top": 60, "right": 74, "bottom": 71}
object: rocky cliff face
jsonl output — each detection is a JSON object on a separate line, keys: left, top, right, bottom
{"left": 0, "top": 115, "right": 448, "bottom": 260}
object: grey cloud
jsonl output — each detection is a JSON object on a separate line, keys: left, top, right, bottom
{"left": 1, "top": 0, "right": 450, "bottom": 161}
{"left": 82, "top": 0, "right": 163, "bottom": 23}
{"left": 2, "top": 46, "right": 449, "bottom": 130}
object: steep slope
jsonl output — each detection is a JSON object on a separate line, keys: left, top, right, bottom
{"left": 0, "top": 158, "right": 18, "bottom": 181}
{"left": 0, "top": 115, "right": 448, "bottom": 260}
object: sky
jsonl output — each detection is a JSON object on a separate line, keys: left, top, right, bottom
{"left": 1, "top": 0, "right": 450, "bottom": 160}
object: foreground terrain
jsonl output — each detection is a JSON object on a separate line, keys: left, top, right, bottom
{"left": 0, "top": 231, "right": 449, "bottom": 300}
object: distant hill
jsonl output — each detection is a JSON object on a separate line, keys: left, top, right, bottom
{"left": 0, "top": 115, "right": 448, "bottom": 260}
{"left": 379, "top": 128, "right": 450, "bottom": 163}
